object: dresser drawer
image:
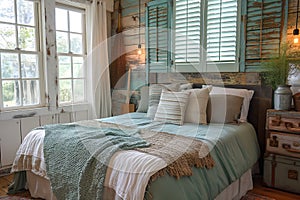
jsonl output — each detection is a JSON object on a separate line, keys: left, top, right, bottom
{"left": 266, "top": 131, "right": 300, "bottom": 159}
{"left": 268, "top": 115, "right": 300, "bottom": 134}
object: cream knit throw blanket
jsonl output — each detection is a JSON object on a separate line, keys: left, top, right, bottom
{"left": 88, "top": 120, "right": 215, "bottom": 180}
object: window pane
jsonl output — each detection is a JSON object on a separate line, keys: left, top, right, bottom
{"left": 59, "top": 79, "right": 72, "bottom": 103}
{"left": 18, "top": 26, "right": 36, "bottom": 51}
{"left": 55, "top": 8, "right": 68, "bottom": 31}
{"left": 2, "top": 80, "right": 21, "bottom": 107}
{"left": 74, "top": 79, "right": 84, "bottom": 102}
{"left": 58, "top": 56, "right": 71, "bottom": 78}
{"left": 21, "top": 54, "right": 38, "bottom": 78}
{"left": 17, "top": 0, "right": 35, "bottom": 26}
{"left": 23, "top": 79, "right": 39, "bottom": 105}
{"left": 69, "top": 11, "right": 82, "bottom": 33}
{"left": 56, "top": 31, "right": 69, "bottom": 53}
{"left": 1, "top": 53, "right": 19, "bottom": 79}
{"left": 0, "top": 23, "right": 16, "bottom": 49}
{"left": 73, "top": 57, "right": 84, "bottom": 78}
{"left": 70, "top": 33, "right": 82, "bottom": 54}
{"left": 0, "top": 0, "right": 15, "bottom": 23}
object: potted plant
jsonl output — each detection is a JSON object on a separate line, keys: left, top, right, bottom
{"left": 262, "top": 43, "right": 300, "bottom": 110}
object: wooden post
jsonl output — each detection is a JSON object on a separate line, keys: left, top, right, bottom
{"left": 121, "top": 68, "right": 135, "bottom": 114}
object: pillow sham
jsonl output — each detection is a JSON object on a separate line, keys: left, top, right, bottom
{"left": 136, "top": 86, "right": 149, "bottom": 113}
{"left": 207, "top": 94, "right": 244, "bottom": 124}
{"left": 203, "top": 85, "right": 254, "bottom": 122}
{"left": 154, "top": 90, "right": 190, "bottom": 125}
{"left": 147, "top": 83, "right": 180, "bottom": 119}
{"left": 184, "top": 88, "right": 210, "bottom": 124}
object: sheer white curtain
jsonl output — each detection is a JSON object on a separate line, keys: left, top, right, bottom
{"left": 86, "top": 1, "right": 112, "bottom": 119}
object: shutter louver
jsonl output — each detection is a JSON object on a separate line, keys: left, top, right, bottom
{"left": 245, "top": 0, "right": 283, "bottom": 71}
{"left": 175, "top": 0, "right": 201, "bottom": 63}
{"left": 206, "top": 0, "right": 238, "bottom": 62}
{"left": 146, "top": 0, "right": 172, "bottom": 73}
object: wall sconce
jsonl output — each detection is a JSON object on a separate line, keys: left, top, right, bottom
{"left": 293, "top": 0, "right": 299, "bottom": 43}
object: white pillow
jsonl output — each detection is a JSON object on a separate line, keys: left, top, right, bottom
{"left": 203, "top": 85, "right": 254, "bottom": 122}
{"left": 154, "top": 90, "right": 190, "bottom": 125}
{"left": 184, "top": 88, "right": 210, "bottom": 124}
{"left": 179, "top": 83, "right": 193, "bottom": 91}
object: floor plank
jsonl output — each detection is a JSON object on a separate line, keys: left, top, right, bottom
{"left": 0, "top": 173, "right": 12, "bottom": 196}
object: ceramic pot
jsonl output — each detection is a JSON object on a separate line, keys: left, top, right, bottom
{"left": 274, "top": 85, "right": 292, "bottom": 110}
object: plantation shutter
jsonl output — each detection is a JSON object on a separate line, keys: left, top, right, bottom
{"left": 206, "top": 0, "right": 238, "bottom": 62}
{"left": 146, "top": 0, "right": 172, "bottom": 74}
{"left": 245, "top": 0, "right": 284, "bottom": 71}
{"left": 175, "top": 0, "right": 201, "bottom": 63}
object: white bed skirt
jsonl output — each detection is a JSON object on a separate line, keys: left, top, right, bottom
{"left": 26, "top": 169, "right": 253, "bottom": 200}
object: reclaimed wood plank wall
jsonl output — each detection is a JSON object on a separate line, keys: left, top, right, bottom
{"left": 110, "top": 0, "right": 297, "bottom": 88}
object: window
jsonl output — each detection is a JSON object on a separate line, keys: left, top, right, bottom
{"left": 175, "top": 0, "right": 239, "bottom": 71}
{"left": 0, "top": 0, "right": 42, "bottom": 110}
{"left": 55, "top": 4, "right": 86, "bottom": 104}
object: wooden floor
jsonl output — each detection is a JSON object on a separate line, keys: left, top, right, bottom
{"left": 0, "top": 173, "right": 14, "bottom": 196}
{"left": 0, "top": 174, "right": 300, "bottom": 199}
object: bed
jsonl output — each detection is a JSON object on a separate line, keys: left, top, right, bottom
{"left": 8, "top": 84, "right": 272, "bottom": 200}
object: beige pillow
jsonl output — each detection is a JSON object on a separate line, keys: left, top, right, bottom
{"left": 146, "top": 84, "right": 179, "bottom": 119}
{"left": 203, "top": 85, "right": 254, "bottom": 122}
{"left": 154, "top": 90, "right": 190, "bottom": 125}
{"left": 137, "top": 86, "right": 149, "bottom": 113}
{"left": 207, "top": 94, "right": 244, "bottom": 124}
{"left": 184, "top": 88, "right": 210, "bottom": 124}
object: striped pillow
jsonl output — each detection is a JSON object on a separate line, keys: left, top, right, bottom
{"left": 154, "top": 90, "right": 190, "bottom": 125}
{"left": 146, "top": 84, "right": 180, "bottom": 119}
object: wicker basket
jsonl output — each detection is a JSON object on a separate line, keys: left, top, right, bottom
{"left": 293, "top": 92, "right": 300, "bottom": 111}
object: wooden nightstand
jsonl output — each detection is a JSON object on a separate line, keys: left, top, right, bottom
{"left": 263, "top": 109, "right": 300, "bottom": 194}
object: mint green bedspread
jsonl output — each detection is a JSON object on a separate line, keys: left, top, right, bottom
{"left": 100, "top": 113, "right": 260, "bottom": 200}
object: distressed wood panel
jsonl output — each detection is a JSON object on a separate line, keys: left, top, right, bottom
{"left": 245, "top": 0, "right": 285, "bottom": 71}
{"left": 21, "top": 116, "right": 40, "bottom": 140}
{"left": 40, "top": 115, "right": 56, "bottom": 126}
{"left": 0, "top": 119, "right": 21, "bottom": 167}
{"left": 75, "top": 111, "right": 88, "bottom": 121}
{"left": 59, "top": 112, "right": 71, "bottom": 123}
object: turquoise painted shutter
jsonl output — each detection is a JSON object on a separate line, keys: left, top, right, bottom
{"left": 245, "top": 0, "right": 286, "bottom": 71}
{"left": 146, "top": 0, "right": 172, "bottom": 75}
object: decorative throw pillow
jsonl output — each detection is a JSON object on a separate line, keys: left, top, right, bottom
{"left": 203, "top": 86, "right": 254, "bottom": 122}
{"left": 136, "top": 86, "right": 149, "bottom": 113}
{"left": 207, "top": 94, "right": 244, "bottom": 124}
{"left": 179, "top": 83, "right": 193, "bottom": 91}
{"left": 154, "top": 90, "right": 190, "bottom": 125}
{"left": 184, "top": 88, "right": 210, "bottom": 124}
{"left": 146, "top": 83, "right": 180, "bottom": 119}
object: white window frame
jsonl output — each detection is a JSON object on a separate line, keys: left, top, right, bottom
{"left": 0, "top": 0, "right": 44, "bottom": 111}
{"left": 173, "top": 0, "right": 241, "bottom": 73}
{"left": 55, "top": 3, "right": 87, "bottom": 106}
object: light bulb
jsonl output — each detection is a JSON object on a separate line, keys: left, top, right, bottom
{"left": 294, "top": 37, "right": 299, "bottom": 44}
{"left": 137, "top": 48, "right": 142, "bottom": 55}
{"left": 137, "top": 44, "right": 142, "bottom": 55}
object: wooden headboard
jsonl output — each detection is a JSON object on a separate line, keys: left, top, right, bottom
{"left": 193, "top": 84, "right": 273, "bottom": 171}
